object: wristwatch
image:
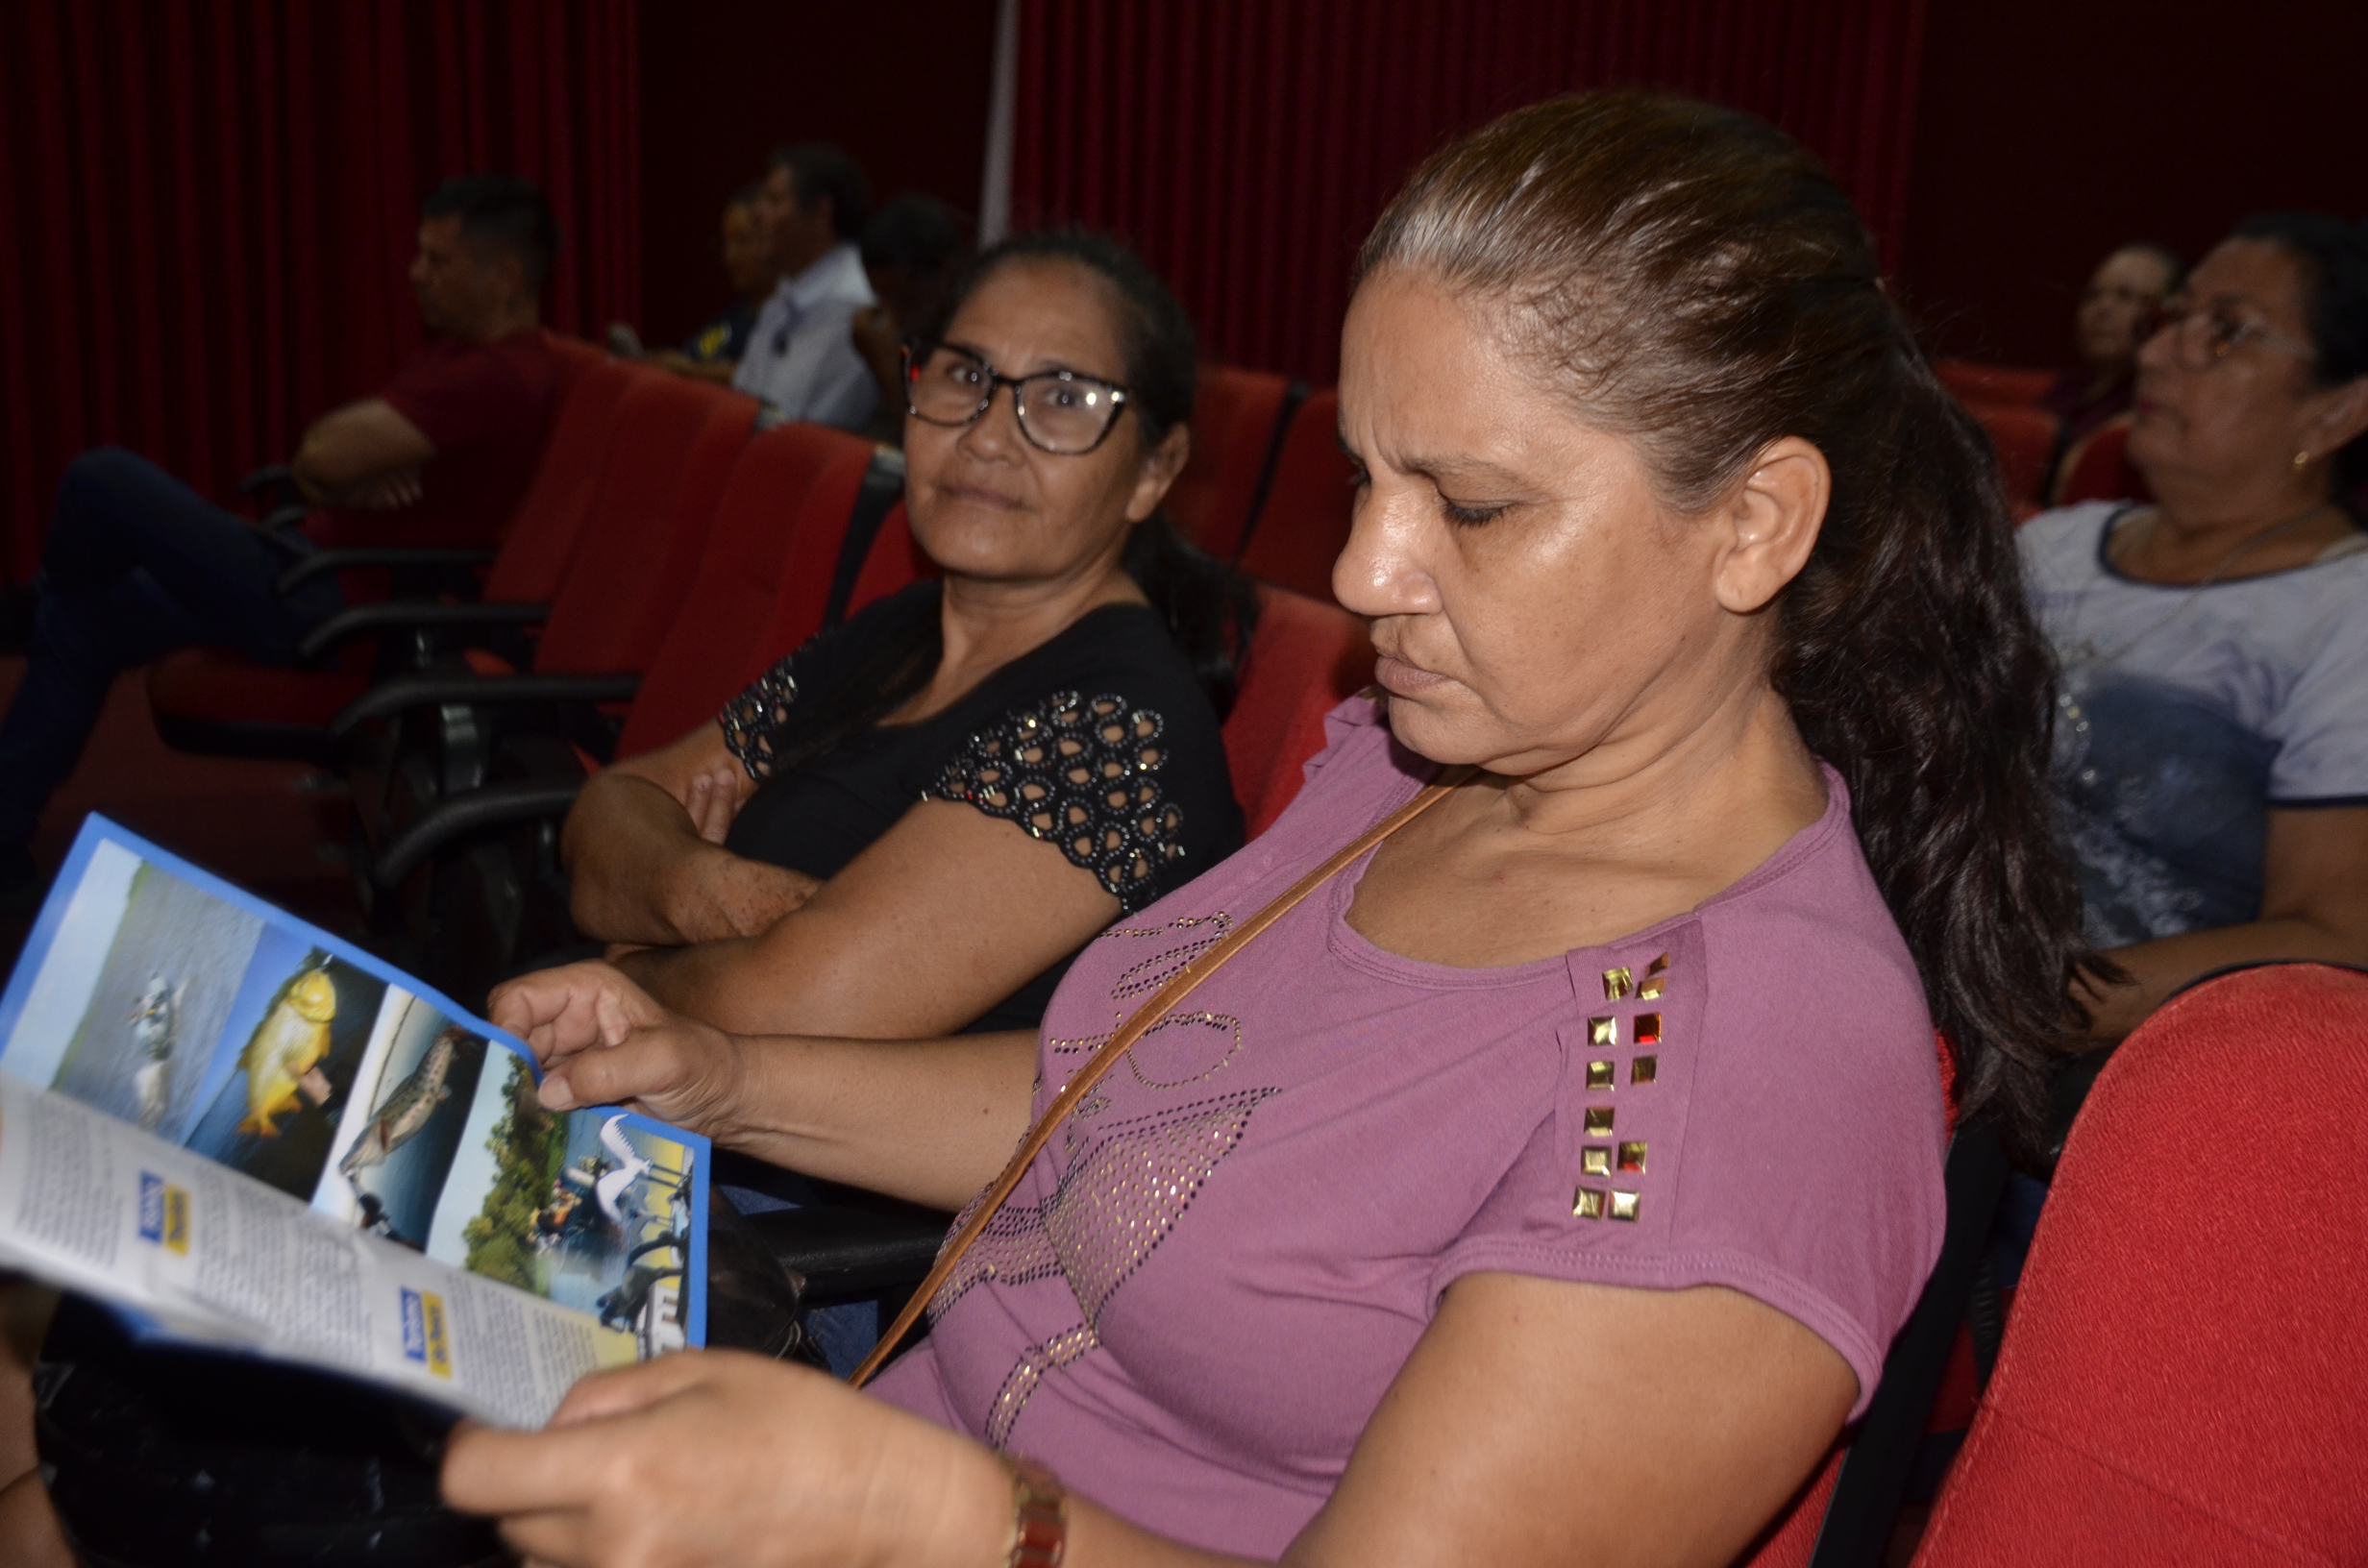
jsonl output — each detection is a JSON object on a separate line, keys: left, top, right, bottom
{"left": 1004, "top": 1454, "right": 1069, "bottom": 1568}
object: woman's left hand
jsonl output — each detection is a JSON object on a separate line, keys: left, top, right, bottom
{"left": 442, "top": 1350, "right": 1010, "bottom": 1568}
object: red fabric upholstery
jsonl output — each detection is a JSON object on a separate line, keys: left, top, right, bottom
{"left": 838, "top": 500, "right": 934, "bottom": 624}
{"left": 1238, "top": 388, "right": 1353, "bottom": 603}
{"left": 2051, "top": 414, "right": 2152, "bottom": 507}
{"left": 145, "top": 643, "right": 376, "bottom": 728}
{"left": 531, "top": 378, "right": 757, "bottom": 675}
{"left": 1914, "top": 964, "right": 2368, "bottom": 1567}
{"left": 1221, "top": 587, "right": 1373, "bottom": 840}
{"left": 1965, "top": 401, "right": 2060, "bottom": 508}
{"left": 1165, "top": 365, "right": 1295, "bottom": 560}
{"left": 612, "top": 426, "right": 876, "bottom": 759}
{"left": 1934, "top": 359, "right": 2056, "bottom": 407}
{"left": 479, "top": 355, "right": 648, "bottom": 599}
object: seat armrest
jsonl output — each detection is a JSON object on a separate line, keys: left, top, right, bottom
{"left": 332, "top": 671, "right": 643, "bottom": 737}
{"left": 739, "top": 1204, "right": 949, "bottom": 1306}
{"left": 366, "top": 779, "right": 590, "bottom": 890}
{"left": 277, "top": 547, "right": 498, "bottom": 597}
{"left": 297, "top": 600, "right": 553, "bottom": 663}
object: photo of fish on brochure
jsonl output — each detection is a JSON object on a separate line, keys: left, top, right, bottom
{"left": 428, "top": 1051, "right": 704, "bottom": 1356}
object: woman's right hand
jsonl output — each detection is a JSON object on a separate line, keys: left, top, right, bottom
{"left": 485, "top": 963, "right": 753, "bottom": 1139}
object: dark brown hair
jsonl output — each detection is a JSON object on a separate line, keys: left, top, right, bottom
{"left": 1361, "top": 91, "right": 2098, "bottom": 1162}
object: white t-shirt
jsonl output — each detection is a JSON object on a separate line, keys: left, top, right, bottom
{"left": 2019, "top": 502, "right": 2368, "bottom": 944}
{"left": 730, "top": 243, "right": 878, "bottom": 431}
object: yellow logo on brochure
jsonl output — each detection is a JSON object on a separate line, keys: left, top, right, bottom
{"left": 422, "top": 1292, "right": 453, "bottom": 1378}
{"left": 137, "top": 1173, "right": 189, "bottom": 1255}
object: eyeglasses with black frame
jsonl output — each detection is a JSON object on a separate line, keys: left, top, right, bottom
{"left": 2147, "top": 297, "right": 2318, "bottom": 372}
{"left": 901, "top": 344, "right": 1132, "bottom": 454}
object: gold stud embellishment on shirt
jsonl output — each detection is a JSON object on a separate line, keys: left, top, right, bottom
{"left": 1602, "top": 967, "right": 1634, "bottom": 1002}
{"left": 1572, "top": 1186, "right": 1607, "bottom": 1220}
{"left": 1584, "top": 1106, "right": 1615, "bottom": 1137}
{"left": 1630, "top": 1055, "right": 1658, "bottom": 1086}
{"left": 1634, "top": 1013, "right": 1662, "bottom": 1045}
{"left": 1609, "top": 1189, "right": 1641, "bottom": 1222}
{"left": 1590, "top": 1016, "right": 1616, "bottom": 1047}
{"left": 1586, "top": 1060, "right": 1616, "bottom": 1091}
{"left": 1581, "top": 1145, "right": 1613, "bottom": 1178}
{"left": 1640, "top": 952, "right": 1670, "bottom": 999}
{"left": 1617, "top": 1141, "right": 1647, "bottom": 1173}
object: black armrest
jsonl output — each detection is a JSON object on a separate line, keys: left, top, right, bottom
{"left": 333, "top": 671, "right": 642, "bottom": 737}
{"left": 236, "top": 463, "right": 294, "bottom": 497}
{"left": 367, "top": 780, "right": 590, "bottom": 890}
{"left": 277, "top": 546, "right": 498, "bottom": 597}
{"left": 297, "top": 599, "right": 552, "bottom": 663}
{"left": 1805, "top": 1119, "right": 2009, "bottom": 1566}
{"left": 739, "top": 1204, "right": 948, "bottom": 1306}
{"left": 258, "top": 503, "right": 311, "bottom": 535}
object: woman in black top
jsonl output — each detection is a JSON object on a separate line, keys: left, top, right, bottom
{"left": 542, "top": 231, "right": 1252, "bottom": 1040}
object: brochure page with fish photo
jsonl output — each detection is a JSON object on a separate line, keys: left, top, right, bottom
{"left": 0, "top": 815, "right": 712, "bottom": 1414}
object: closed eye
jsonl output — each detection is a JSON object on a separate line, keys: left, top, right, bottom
{"left": 1440, "top": 495, "right": 1511, "bottom": 527}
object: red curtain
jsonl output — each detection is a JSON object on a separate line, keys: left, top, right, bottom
{"left": 0, "top": 0, "right": 640, "bottom": 585}
{"left": 1008, "top": 0, "right": 1926, "bottom": 384}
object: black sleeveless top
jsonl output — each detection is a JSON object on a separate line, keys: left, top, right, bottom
{"left": 718, "top": 581, "right": 1244, "bottom": 1032}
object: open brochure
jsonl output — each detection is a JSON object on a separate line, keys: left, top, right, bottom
{"left": 0, "top": 815, "right": 710, "bottom": 1427}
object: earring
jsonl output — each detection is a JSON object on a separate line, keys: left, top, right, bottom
{"left": 2295, "top": 450, "right": 2312, "bottom": 472}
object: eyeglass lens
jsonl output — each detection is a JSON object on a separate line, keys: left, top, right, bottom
{"left": 906, "top": 347, "right": 1123, "bottom": 453}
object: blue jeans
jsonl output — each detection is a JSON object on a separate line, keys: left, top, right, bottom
{"left": 0, "top": 448, "right": 343, "bottom": 852}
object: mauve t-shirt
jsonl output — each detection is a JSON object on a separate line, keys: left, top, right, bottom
{"left": 873, "top": 695, "right": 1947, "bottom": 1556}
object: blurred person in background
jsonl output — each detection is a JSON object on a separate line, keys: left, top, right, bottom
{"left": 2041, "top": 242, "right": 2185, "bottom": 452}
{"left": 0, "top": 174, "right": 560, "bottom": 915}
{"left": 613, "top": 183, "right": 779, "bottom": 383}
{"left": 851, "top": 195, "right": 973, "bottom": 441}
{"left": 731, "top": 143, "right": 878, "bottom": 429}
{"left": 2020, "top": 212, "right": 2368, "bottom": 1044}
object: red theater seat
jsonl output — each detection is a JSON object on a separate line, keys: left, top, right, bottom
{"left": 613, "top": 429, "right": 906, "bottom": 759}
{"left": 1221, "top": 587, "right": 1374, "bottom": 839}
{"left": 1965, "top": 401, "right": 2060, "bottom": 510}
{"left": 2051, "top": 415, "right": 2151, "bottom": 508}
{"left": 1238, "top": 388, "right": 1353, "bottom": 603}
{"left": 1934, "top": 359, "right": 2055, "bottom": 408}
{"left": 1165, "top": 365, "right": 1297, "bottom": 560}
{"left": 146, "top": 347, "right": 646, "bottom": 760}
{"left": 1914, "top": 964, "right": 2368, "bottom": 1567}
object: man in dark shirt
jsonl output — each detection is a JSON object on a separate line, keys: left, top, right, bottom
{"left": 0, "top": 174, "right": 560, "bottom": 909}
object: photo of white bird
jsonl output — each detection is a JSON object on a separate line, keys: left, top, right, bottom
{"left": 129, "top": 974, "right": 180, "bottom": 1132}
{"left": 559, "top": 1114, "right": 654, "bottom": 1225}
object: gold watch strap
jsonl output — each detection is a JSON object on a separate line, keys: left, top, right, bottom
{"left": 1005, "top": 1454, "right": 1068, "bottom": 1568}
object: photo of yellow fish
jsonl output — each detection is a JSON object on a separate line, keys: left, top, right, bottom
{"left": 235, "top": 964, "right": 339, "bottom": 1137}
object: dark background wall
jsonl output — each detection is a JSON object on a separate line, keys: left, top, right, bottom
{"left": 634, "top": 0, "right": 999, "bottom": 349}
{"left": 1896, "top": 0, "right": 2368, "bottom": 367}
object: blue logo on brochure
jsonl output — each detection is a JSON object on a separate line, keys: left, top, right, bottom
{"left": 400, "top": 1287, "right": 428, "bottom": 1361}
{"left": 136, "top": 1173, "right": 188, "bottom": 1254}
{"left": 137, "top": 1174, "right": 165, "bottom": 1242}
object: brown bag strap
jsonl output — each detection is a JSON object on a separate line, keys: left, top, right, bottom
{"left": 850, "top": 762, "right": 1477, "bottom": 1387}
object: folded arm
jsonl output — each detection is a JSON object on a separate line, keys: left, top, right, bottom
{"left": 565, "top": 723, "right": 819, "bottom": 948}
{"left": 2083, "top": 805, "right": 2368, "bottom": 1041}
{"left": 614, "top": 795, "right": 1124, "bottom": 1039}
{"left": 289, "top": 398, "right": 436, "bottom": 508}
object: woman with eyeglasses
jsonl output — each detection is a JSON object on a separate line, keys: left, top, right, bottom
{"left": 547, "top": 230, "right": 1252, "bottom": 1042}
{"left": 2018, "top": 212, "right": 2368, "bottom": 1042}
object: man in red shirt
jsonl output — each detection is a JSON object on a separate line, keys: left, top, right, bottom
{"left": 0, "top": 174, "right": 560, "bottom": 910}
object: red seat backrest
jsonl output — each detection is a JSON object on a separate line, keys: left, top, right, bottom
{"left": 1934, "top": 358, "right": 2056, "bottom": 408}
{"left": 1166, "top": 365, "right": 1295, "bottom": 560}
{"left": 541, "top": 330, "right": 605, "bottom": 390}
{"left": 1238, "top": 388, "right": 1353, "bottom": 603}
{"left": 533, "top": 378, "right": 758, "bottom": 674}
{"left": 1221, "top": 586, "right": 1374, "bottom": 839}
{"left": 1965, "top": 401, "right": 2060, "bottom": 508}
{"left": 614, "top": 425, "right": 876, "bottom": 758}
{"left": 1914, "top": 964, "right": 2368, "bottom": 1567}
{"left": 838, "top": 498, "right": 933, "bottom": 623}
{"left": 2051, "top": 415, "right": 2152, "bottom": 508}
{"left": 481, "top": 355, "right": 649, "bottom": 601}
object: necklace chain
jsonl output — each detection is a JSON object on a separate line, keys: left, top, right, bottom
{"left": 2066, "top": 501, "right": 2332, "bottom": 668}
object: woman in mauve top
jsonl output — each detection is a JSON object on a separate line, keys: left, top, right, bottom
{"left": 456, "top": 93, "right": 2098, "bottom": 1568}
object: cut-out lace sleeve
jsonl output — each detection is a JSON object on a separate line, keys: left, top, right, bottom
{"left": 718, "top": 654, "right": 800, "bottom": 781}
{"left": 925, "top": 691, "right": 1187, "bottom": 912}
